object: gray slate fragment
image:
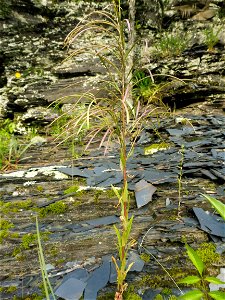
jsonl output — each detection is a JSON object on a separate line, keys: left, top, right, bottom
{"left": 184, "top": 161, "right": 217, "bottom": 168}
{"left": 93, "top": 166, "right": 107, "bottom": 175}
{"left": 217, "top": 186, "right": 225, "bottom": 196}
{"left": 143, "top": 289, "right": 162, "bottom": 300}
{"left": 55, "top": 278, "right": 87, "bottom": 300}
{"left": 143, "top": 170, "right": 176, "bottom": 184}
{"left": 127, "top": 251, "right": 145, "bottom": 272}
{"left": 109, "top": 261, "right": 118, "bottom": 283}
{"left": 193, "top": 207, "right": 225, "bottom": 238}
{"left": 135, "top": 179, "right": 157, "bottom": 208}
{"left": 200, "top": 169, "right": 218, "bottom": 180}
{"left": 86, "top": 215, "right": 119, "bottom": 227}
{"left": 182, "top": 217, "right": 199, "bottom": 227}
{"left": 167, "top": 128, "right": 184, "bottom": 136}
{"left": 58, "top": 167, "right": 93, "bottom": 178}
{"left": 83, "top": 261, "right": 110, "bottom": 300}
{"left": 167, "top": 127, "right": 194, "bottom": 137}
{"left": 184, "top": 140, "right": 211, "bottom": 148}
{"left": 62, "top": 268, "right": 89, "bottom": 283}
{"left": 87, "top": 172, "right": 123, "bottom": 187}
{"left": 211, "top": 169, "right": 225, "bottom": 181}
{"left": 216, "top": 243, "right": 225, "bottom": 254}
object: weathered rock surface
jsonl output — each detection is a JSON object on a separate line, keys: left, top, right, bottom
{"left": 0, "top": 110, "right": 225, "bottom": 299}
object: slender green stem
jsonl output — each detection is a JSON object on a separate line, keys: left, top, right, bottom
{"left": 177, "top": 145, "right": 184, "bottom": 217}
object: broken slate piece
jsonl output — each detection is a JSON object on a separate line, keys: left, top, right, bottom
{"left": 142, "top": 289, "right": 162, "bottom": 300}
{"left": 183, "top": 161, "right": 216, "bottom": 168}
{"left": 93, "top": 166, "right": 107, "bottom": 175}
{"left": 87, "top": 171, "right": 123, "bottom": 187}
{"left": 45, "top": 264, "right": 55, "bottom": 271}
{"left": 184, "top": 150, "right": 199, "bottom": 159}
{"left": 135, "top": 179, "right": 157, "bottom": 208}
{"left": 137, "top": 130, "right": 152, "bottom": 144}
{"left": 217, "top": 186, "right": 225, "bottom": 196}
{"left": 193, "top": 207, "right": 225, "bottom": 238}
{"left": 127, "top": 251, "right": 145, "bottom": 272}
{"left": 55, "top": 278, "right": 87, "bottom": 300}
{"left": 92, "top": 172, "right": 112, "bottom": 184}
{"left": 62, "top": 268, "right": 89, "bottom": 283}
{"left": 96, "top": 174, "right": 123, "bottom": 187}
{"left": 58, "top": 167, "right": 93, "bottom": 178}
{"left": 200, "top": 169, "right": 217, "bottom": 180}
{"left": 143, "top": 170, "right": 176, "bottom": 184}
{"left": 216, "top": 243, "right": 225, "bottom": 254}
{"left": 166, "top": 128, "right": 184, "bottom": 136}
{"left": 83, "top": 261, "right": 110, "bottom": 300}
{"left": 86, "top": 215, "right": 119, "bottom": 227}
{"left": 182, "top": 217, "right": 199, "bottom": 227}
{"left": 211, "top": 169, "right": 225, "bottom": 181}
{"left": 109, "top": 261, "right": 118, "bottom": 283}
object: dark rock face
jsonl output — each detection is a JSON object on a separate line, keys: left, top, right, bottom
{"left": 0, "top": 0, "right": 225, "bottom": 126}
{"left": 0, "top": 0, "right": 94, "bottom": 122}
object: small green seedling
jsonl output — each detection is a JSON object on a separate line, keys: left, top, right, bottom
{"left": 178, "top": 244, "right": 225, "bottom": 300}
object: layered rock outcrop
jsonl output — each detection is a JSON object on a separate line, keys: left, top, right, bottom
{"left": 0, "top": 0, "right": 224, "bottom": 128}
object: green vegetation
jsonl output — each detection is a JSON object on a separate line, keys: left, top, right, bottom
{"left": 0, "top": 199, "right": 32, "bottom": 214}
{"left": 140, "top": 252, "right": 151, "bottom": 263}
{"left": 154, "top": 295, "right": 163, "bottom": 300}
{"left": 196, "top": 243, "right": 220, "bottom": 267}
{"left": 0, "top": 219, "right": 15, "bottom": 243}
{"left": 133, "top": 70, "right": 170, "bottom": 105}
{"left": 202, "top": 194, "right": 225, "bottom": 221}
{"left": 144, "top": 142, "right": 170, "bottom": 155}
{"left": 0, "top": 200, "right": 33, "bottom": 244}
{"left": 64, "top": 185, "right": 80, "bottom": 194}
{"left": 59, "top": 0, "right": 171, "bottom": 296}
{"left": 0, "top": 0, "right": 11, "bottom": 19}
{"left": 0, "top": 219, "right": 14, "bottom": 230}
{"left": 47, "top": 113, "right": 71, "bottom": 137}
{"left": 204, "top": 27, "right": 221, "bottom": 52}
{"left": 177, "top": 145, "right": 184, "bottom": 217}
{"left": 154, "top": 32, "right": 188, "bottom": 58}
{"left": 133, "top": 70, "right": 156, "bottom": 102}
{"left": 36, "top": 217, "right": 56, "bottom": 300}
{"left": 21, "top": 232, "right": 48, "bottom": 250}
{"left": 0, "top": 119, "right": 38, "bottom": 170}
{"left": 39, "top": 201, "right": 67, "bottom": 217}
{"left": 12, "top": 231, "right": 50, "bottom": 258}
{"left": 219, "top": 4, "right": 225, "bottom": 18}
{"left": 55, "top": 1, "right": 155, "bottom": 297}
{"left": 177, "top": 244, "right": 225, "bottom": 299}
{"left": 0, "top": 120, "right": 14, "bottom": 169}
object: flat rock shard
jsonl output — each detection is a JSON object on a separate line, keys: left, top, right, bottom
{"left": 55, "top": 278, "right": 87, "bottom": 300}
{"left": 193, "top": 207, "right": 225, "bottom": 238}
{"left": 135, "top": 179, "right": 157, "bottom": 208}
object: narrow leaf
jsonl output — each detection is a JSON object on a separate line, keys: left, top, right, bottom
{"left": 125, "top": 262, "right": 134, "bottom": 273}
{"left": 178, "top": 290, "right": 203, "bottom": 300}
{"left": 114, "top": 224, "right": 122, "bottom": 257}
{"left": 202, "top": 194, "right": 225, "bottom": 221}
{"left": 178, "top": 275, "right": 201, "bottom": 285}
{"left": 205, "top": 276, "right": 225, "bottom": 284}
{"left": 185, "top": 244, "right": 204, "bottom": 276}
{"left": 36, "top": 217, "right": 56, "bottom": 300}
{"left": 111, "top": 185, "right": 121, "bottom": 201}
{"left": 208, "top": 291, "right": 225, "bottom": 300}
